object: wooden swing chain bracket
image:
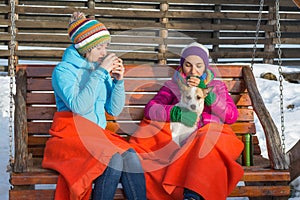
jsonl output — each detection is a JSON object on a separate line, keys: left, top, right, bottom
{"left": 8, "top": 0, "right": 17, "bottom": 172}
{"left": 251, "top": 0, "right": 264, "bottom": 70}
{"left": 275, "top": 0, "right": 286, "bottom": 155}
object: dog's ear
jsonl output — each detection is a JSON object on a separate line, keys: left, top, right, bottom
{"left": 177, "top": 78, "right": 189, "bottom": 91}
{"left": 204, "top": 86, "right": 214, "bottom": 96}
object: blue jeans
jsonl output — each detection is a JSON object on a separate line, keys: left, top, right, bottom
{"left": 92, "top": 148, "right": 146, "bottom": 200}
{"left": 184, "top": 188, "right": 204, "bottom": 200}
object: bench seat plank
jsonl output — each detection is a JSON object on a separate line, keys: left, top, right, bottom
{"left": 10, "top": 168, "right": 290, "bottom": 185}
{"left": 9, "top": 185, "right": 291, "bottom": 199}
{"left": 9, "top": 189, "right": 126, "bottom": 200}
{"left": 10, "top": 167, "right": 290, "bottom": 199}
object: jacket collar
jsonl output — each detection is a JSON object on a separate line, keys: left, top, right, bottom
{"left": 62, "top": 45, "right": 97, "bottom": 70}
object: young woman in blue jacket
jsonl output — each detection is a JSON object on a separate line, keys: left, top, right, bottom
{"left": 42, "top": 12, "right": 146, "bottom": 200}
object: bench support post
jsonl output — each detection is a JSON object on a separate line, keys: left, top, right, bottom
{"left": 242, "top": 66, "right": 288, "bottom": 169}
{"left": 14, "top": 69, "right": 29, "bottom": 172}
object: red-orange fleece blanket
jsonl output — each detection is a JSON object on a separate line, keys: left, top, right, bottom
{"left": 42, "top": 111, "right": 131, "bottom": 200}
{"left": 129, "top": 118, "right": 244, "bottom": 200}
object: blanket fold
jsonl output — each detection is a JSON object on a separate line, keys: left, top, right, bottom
{"left": 130, "top": 118, "right": 244, "bottom": 200}
{"left": 42, "top": 111, "right": 131, "bottom": 200}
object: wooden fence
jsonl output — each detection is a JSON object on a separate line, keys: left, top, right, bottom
{"left": 1, "top": 0, "right": 300, "bottom": 68}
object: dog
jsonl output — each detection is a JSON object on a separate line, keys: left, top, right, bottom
{"left": 170, "top": 80, "right": 212, "bottom": 146}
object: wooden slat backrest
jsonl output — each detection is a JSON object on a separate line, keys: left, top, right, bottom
{"left": 16, "top": 64, "right": 257, "bottom": 163}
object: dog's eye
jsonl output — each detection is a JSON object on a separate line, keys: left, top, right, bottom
{"left": 196, "top": 95, "right": 202, "bottom": 100}
{"left": 186, "top": 95, "right": 192, "bottom": 100}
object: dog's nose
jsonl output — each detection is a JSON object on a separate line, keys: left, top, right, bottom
{"left": 190, "top": 104, "right": 196, "bottom": 110}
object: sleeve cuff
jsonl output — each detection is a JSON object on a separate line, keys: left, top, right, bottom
{"left": 113, "top": 79, "right": 124, "bottom": 84}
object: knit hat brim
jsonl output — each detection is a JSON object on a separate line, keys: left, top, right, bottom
{"left": 180, "top": 42, "right": 209, "bottom": 68}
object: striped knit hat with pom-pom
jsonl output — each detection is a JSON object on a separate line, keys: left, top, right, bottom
{"left": 68, "top": 12, "right": 111, "bottom": 55}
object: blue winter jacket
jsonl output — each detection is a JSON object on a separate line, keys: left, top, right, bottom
{"left": 52, "top": 45, "right": 125, "bottom": 129}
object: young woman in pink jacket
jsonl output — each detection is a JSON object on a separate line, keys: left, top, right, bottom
{"left": 130, "top": 42, "right": 244, "bottom": 200}
{"left": 144, "top": 43, "right": 238, "bottom": 129}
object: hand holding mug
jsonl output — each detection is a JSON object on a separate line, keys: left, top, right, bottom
{"left": 100, "top": 53, "right": 118, "bottom": 72}
{"left": 111, "top": 58, "right": 125, "bottom": 80}
{"left": 186, "top": 76, "right": 201, "bottom": 87}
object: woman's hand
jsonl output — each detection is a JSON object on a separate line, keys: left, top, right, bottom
{"left": 186, "top": 76, "right": 200, "bottom": 87}
{"left": 100, "top": 53, "right": 118, "bottom": 73}
{"left": 111, "top": 58, "right": 125, "bottom": 80}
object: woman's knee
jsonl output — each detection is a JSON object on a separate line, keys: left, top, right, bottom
{"left": 122, "top": 148, "right": 143, "bottom": 173}
{"left": 122, "top": 148, "right": 138, "bottom": 161}
{"left": 108, "top": 153, "right": 123, "bottom": 172}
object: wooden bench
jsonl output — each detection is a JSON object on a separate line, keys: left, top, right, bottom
{"left": 9, "top": 64, "right": 290, "bottom": 199}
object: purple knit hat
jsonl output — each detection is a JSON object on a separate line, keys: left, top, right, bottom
{"left": 180, "top": 42, "right": 209, "bottom": 68}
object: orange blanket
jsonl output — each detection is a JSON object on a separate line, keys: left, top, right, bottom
{"left": 42, "top": 111, "right": 131, "bottom": 200}
{"left": 130, "top": 119, "right": 244, "bottom": 200}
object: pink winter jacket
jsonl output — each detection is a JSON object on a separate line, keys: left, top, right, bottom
{"left": 144, "top": 69, "right": 239, "bottom": 128}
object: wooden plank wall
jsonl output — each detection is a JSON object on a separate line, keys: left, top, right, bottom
{"left": 1, "top": 0, "right": 300, "bottom": 67}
